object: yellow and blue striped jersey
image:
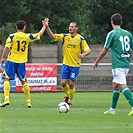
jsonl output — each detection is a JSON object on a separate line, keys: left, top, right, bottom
{"left": 54, "top": 33, "right": 90, "bottom": 67}
{"left": 5, "top": 32, "right": 40, "bottom": 63}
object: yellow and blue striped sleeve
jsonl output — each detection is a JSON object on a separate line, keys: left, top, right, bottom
{"left": 28, "top": 33, "right": 40, "bottom": 42}
{"left": 5, "top": 34, "right": 14, "bottom": 48}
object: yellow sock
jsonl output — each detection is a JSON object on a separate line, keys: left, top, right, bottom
{"left": 22, "top": 83, "right": 30, "bottom": 100}
{"left": 69, "top": 88, "right": 75, "bottom": 101}
{"left": 4, "top": 80, "right": 10, "bottom": 98}
{"left": 62, "top": 84, "right": 69, "bottom": 97}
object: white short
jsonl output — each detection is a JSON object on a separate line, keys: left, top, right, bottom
{"left": 112, "top": 68, "right": 129, "bottom": 84}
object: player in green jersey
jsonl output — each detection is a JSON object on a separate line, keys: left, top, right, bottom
{"left": 0, "top": 18, "right": 49, "bottom": 108}
{"left": 93, "top": 13, "right": 133, "bottom": 116}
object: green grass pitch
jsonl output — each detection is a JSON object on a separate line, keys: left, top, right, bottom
{"left": 0, "top": 92, "right": 133, "bottom": 133}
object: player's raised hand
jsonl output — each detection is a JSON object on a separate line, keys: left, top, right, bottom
{"left": 42, "top": 18, "right": 49, "bottom": 27}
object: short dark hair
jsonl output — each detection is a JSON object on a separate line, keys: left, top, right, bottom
{"left": 16, "top": 20, "right": 26, "bottom": 30}
{"left": 111, "top": 13, "right": 122, "bottom": 25}
{"left": 71, "top": 21, "right": 78, "bottom": 27}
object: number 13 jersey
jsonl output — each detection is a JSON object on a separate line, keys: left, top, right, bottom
{"left": 5, "top": 32, "right": 40, "bottom": 63}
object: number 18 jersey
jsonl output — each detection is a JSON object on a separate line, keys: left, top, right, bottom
{"left": 5, "top": 32, "right": 40, "bottom": 63}
{"left": 104, "top": 28, "right": 133, "bottom": 69}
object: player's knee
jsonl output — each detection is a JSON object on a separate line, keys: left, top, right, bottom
{"left": 21, "top": 81, "right": 27, "bottom": 85}
{"left": 69, "top": 83, "right": 74, "bottom": 89}
{"left": 4, "top": 78, "right": 10, "bottom": 82}
{"left": 61, "top": 81, "right": 66, "bottom": 87}
{"left": 61, "top": 83, "right": 66, "bottom": 87}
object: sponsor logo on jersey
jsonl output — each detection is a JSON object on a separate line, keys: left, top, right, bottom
{"left": 74, "top": 39, "right": 78, "bottom": 43}
{"left": 121, "top": 53, "right": 130, "bottom": 57}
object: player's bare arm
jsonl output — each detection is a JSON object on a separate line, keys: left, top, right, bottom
{"left": 93, "top": 48, "right": 108, "bottom": 70}
{"left": 45, "top": 19, "right": 56, "bottom": 39}
{"left": 0, "top": 46, "right": 9, "bottom": 66}
{"left": 38, "top": 18, "right": 49, "bottom": 37}
{"left": 78, "top": 49, "right": 91, "bottom": 58}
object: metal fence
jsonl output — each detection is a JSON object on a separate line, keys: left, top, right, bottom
{"left": 57, "top": 63, "right": 133, "bottom": 92}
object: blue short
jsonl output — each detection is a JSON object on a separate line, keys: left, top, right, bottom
{"left": 61, "top": 64, "right": 80, "bottom": 81}
{"left": 4, "top": 61, "right": 26, "bottom": 81}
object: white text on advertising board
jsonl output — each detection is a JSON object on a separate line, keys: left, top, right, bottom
{"left": 16, "top": 77, "right": 57, "bottom": 86}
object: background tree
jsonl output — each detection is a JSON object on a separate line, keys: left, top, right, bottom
{"left": 0, "top": 0, "right": 27, "bottom": 43}
{"left": 88, "top": 0, "right": 133, "bottom": 44}
{"left": 0, "top": 0, "right": 133, "bottom": 45}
